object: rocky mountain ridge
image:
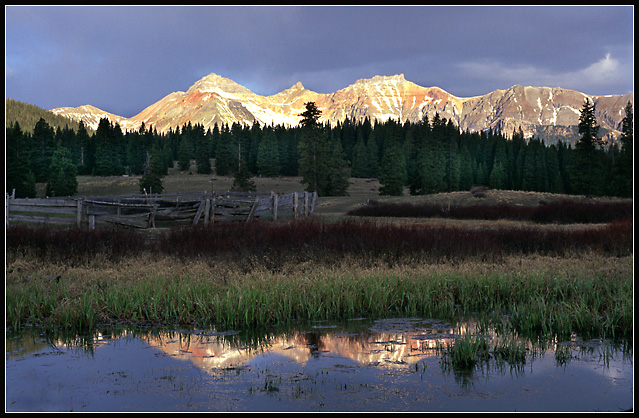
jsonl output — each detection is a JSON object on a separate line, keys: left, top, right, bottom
{"left": 51, "top": 73, "right": 632, "bottom": 143}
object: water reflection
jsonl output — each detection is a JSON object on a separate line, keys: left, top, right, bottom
{"left": 5, "top": 318, "right": 633, "bottom": 412}
{"left": 142, "top": 318, "right": 459, "bottom": 373}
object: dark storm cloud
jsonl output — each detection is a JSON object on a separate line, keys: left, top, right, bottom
{"left": 5, "top": 5, "right": 633, "bottom": 118}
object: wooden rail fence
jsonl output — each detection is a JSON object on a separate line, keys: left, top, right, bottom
{"left": 6, "top": 191, "right": 318, "bottom": 230}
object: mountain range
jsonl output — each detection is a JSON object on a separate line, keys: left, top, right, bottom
{"left": 51, "top": 73, "right": 632, "bottom": 143}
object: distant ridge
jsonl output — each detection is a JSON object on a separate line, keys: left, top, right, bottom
{"left": 50, "top": 73, "right": 632, "bottom": 144}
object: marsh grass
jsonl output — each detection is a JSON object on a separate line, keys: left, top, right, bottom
{"left": 6, "top": 246, "right": 633, "bottom": 343}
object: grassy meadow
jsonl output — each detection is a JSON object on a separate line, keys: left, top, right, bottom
{"left": 8, "top": 169, "right": 634, "bottom": 344}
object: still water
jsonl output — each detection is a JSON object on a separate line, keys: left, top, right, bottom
{"left": 6, "top": 317, "right": 633, "bottom": 412}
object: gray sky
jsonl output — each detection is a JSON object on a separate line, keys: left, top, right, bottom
{"left": 5, "top": 5, "right": 634, "bottom": 118}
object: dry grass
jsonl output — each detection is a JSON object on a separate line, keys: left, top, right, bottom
{"left": 7, "top": 251, "right": 632, "bottom": 289}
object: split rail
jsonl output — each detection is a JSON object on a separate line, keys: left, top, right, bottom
{"left": 5, "top": 191, "right": 318, "bottom": 230}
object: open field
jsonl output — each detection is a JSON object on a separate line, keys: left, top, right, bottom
{"left": 11, "top": 172, "right": 633, "bottom": 342}
{"left": 44, "top": 169, "right": 630, "bottom": 219}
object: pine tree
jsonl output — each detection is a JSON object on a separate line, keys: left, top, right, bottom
{"left": 231, "top": 157, "right": 257, "bottom": 192}
{"left": 476, "top": 162, "right": 489, "bottom": 186}
{"left": 569, "top": 99, "right": 604, "bottom": 196}
{"left": 339, "top": 117, "right": 357, "bottom": 163}
{"left": 298, "top": 102, "right": 331, "bottom": 195}
{"left": 425, "top": 113, "right": 447, "bottom": 193}
{"left": 350, "top": 134, "right": 369, "bottom": 178}
{"left": 113, "top": 123, "right": 127, "bottom": 172}
{"left": 127, "top": 131, "right": 147, "bottom": 175}
{"left": 76, "top": 121, "right": 92, "bottom": 175}
{"left": 194, "top": 123, "right": 212, "bottom": 174}
{"left": 488, "top": 161, "right": 507, "bottom": 190}
{"left": 610, "top": 101, "right": 633, "bottom": 197}
{"left": 46, "top": 146, "right": 78, "bottom": 197}
{"left": 520, "top": 140, "right": 539, "bottom": 191}
{"left": 507, "top": 128, "right": 525, "bottom": 190}
{"left": 210, "top": 124, "right": 220, "bottom": 160}
{"left": 6, "top": 121, "right": 36, "bottom": 198}
{"left": 556, "top": 141, "right": 572, "bottom": 194}
{"left": 94, "top": 118, "right": 124, "bottom": 176}
{"left": 177, "top": 133, "right": 193, "bottom": 171}
{"left": 279, "top": 126, "right": 300, "bottom": 176}
{"left": 215, "top": 124, "right": 235, "bottom": 176}
{"left": 325, "top": 134, "right": 350, "bottom": 196}
{"left": 459, "top": 144, "right": 474, "bottom": 191}
{"left": 30, "top": 118, "right": 56, "bottom": 182}
{"left": 545, "top": 144, "right": 562, "bottom": 193}
{"left": 407, "top": 119, "right": 429, "bottom": 195}
{"left": 365, "top": 130, "right": 380, "bottom": 178}
{"left": 444, "top": 119, "right": 460, "bottom": 192}
{"left": 161, "top": 140, "right": 174, "bottom": 174}
{"left": 139, "top": 147, "right": 165, "bottom": 195}
{"left": 256, "top": 128, "right": 280, "bottom": 177}
{"left": 248, "top": 121, "right": 262, "bottom": 173}
{"left": 378, "top": 123, "right": 406, "bottom": 196}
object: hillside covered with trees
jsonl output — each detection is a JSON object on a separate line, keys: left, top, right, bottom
{"left": 6, "top": 99, "right": 93, "bottom": 135}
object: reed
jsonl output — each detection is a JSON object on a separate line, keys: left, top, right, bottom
{"left": 5, "top": 253, "right": 633, "bottom": 342}
{"left": 492, "top": 336, "right": 528, "bottom": 365}
{"left": 441, "top": 333, "right": 491, "bottom": 370}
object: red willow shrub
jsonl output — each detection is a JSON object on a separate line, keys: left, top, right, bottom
{"left": 530, "top": 200, "right": 633, "bottom": 224}
{"left": 348, "top": 200, "right": 632, "bottom": 224}
{"left": 8, "top": 217, "right": 632, "bottom": 265}
{"left": 6, "top": 225, "right": 146, "bottom": 263}
{"left": 154, "top": 218, "right": 633, "bottom": 263}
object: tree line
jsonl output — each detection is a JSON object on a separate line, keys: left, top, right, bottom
{"left": 6, "top": 100, "right": 633, "bottom": 199}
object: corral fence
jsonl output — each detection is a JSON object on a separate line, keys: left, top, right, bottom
{"left": 5, "top": 191, "right": 318, "bottom": 230}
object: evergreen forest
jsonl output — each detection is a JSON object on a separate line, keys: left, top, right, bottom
{"left": 6, "top": 100, "right": 633, "bottom": 200}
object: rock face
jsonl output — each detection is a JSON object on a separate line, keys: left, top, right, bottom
{"left": 51, "top": 72, "right": 632, "bottom": 142}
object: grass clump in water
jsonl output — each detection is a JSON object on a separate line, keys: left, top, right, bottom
{"left": 441, "top": 333, "right": 492, "bottom": 371}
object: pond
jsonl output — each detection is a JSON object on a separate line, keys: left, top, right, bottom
{"left": 5, "top": 317, "right": 633, "bottom": 412}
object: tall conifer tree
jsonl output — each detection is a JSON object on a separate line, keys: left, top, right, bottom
{"left": 298, "top": 102, "right": 330, "bottom": 195}
{"left": 378, "top": 121, "right": 406, "bottom": 196}
{"left": 46, "top": 146, "right": 78, "bottom": 197}
{"left": 569, "top": 99, "right": 603, "bottom": 196}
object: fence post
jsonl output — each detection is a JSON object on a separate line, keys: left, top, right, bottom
{"left": 272, "top": 192, "right": 278, "bottom": 221}
{"left": 210, "top": 197, "right": 216, "bottom": 225}
{"left": 293, "top": 192, "right": 299, "bottom": 219}
{"left": 76, "top": 199, "right": 83, "bottom": 228}
{"left": 304, "top": 192, "right": 309, "bottom": 216}
{"left": 311, "top": 192, "right": 317, "bottom": 214}
{"left": 204, "top": 198, "right": 211, "bottom": 225}
{"left": 193, "top": 199, "right": 206, "bottom": 225}
{"left": 246, "top": 197, "right": 259, "bottom": 224}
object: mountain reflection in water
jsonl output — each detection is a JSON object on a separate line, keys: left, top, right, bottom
{"left": 143, "top": 318, "right": 457, "bottom": 374}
